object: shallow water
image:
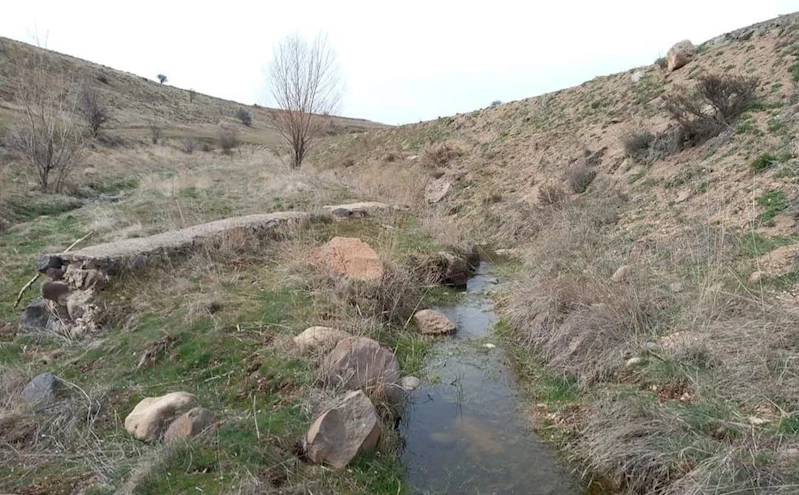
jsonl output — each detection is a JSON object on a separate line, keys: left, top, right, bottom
{"left": 400, "top": 263, "right": 584, "bottom": 495}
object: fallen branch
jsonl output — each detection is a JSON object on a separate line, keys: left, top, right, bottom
{"left": 13, "top": 230, "right": 95, "bottom": 309}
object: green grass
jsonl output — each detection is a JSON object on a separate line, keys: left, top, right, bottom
{"left": 756, "top": 189, "right": 789, "bottom": 226}
{"left": 740, "top": 232, "right": 797, "bottom": 258}
{"left": 751, "top": 153, "right": 779, "bottom": 173}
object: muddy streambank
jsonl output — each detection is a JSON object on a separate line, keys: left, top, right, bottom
{"left": 400, "top": 262, "right": 584, "bottom": 494}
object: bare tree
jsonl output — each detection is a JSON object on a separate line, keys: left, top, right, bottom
{"left": 157, "top": 74, "right": 168, "bottom": 84}
{"left": 78, "top": 85, "right": 109, "bottom": 137}
{"left": 5, "top": 60, "right": 85, "bottom": 193}
{"left": 267, "top": 33, "right": 342, "bottom": 168}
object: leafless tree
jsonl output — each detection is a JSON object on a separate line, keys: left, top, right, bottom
{"left": 267, "top": 33, "right": 342, "bottom": 168}
{"left": 5, "top": 60, "right": 85, "bottom": 193}
{"left": 78, "top": 85, "right": 109, "bottom": 137}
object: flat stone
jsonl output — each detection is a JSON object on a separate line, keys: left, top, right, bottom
{"left": 425, "top": 177, "right": 452, "bottom": 204}
{"left": 305, "top": 390, "right": 381, "bottom": 468}
{"left": 413, "top": 309, "right": 457, "bottom": 335}
{"left": 294, "top": 326, "right": 352, "bottom": 351}
{"left": 163, "top": 407, "right": 215, "bottom": 442}
{"left": 124, "top": 392, "right": 198, "bottom": 442}
{"left": 21, "top": 372, "right": 61, "bottom": 405}
{"left": 322, "top": 202, "right": 398, "bottom": 219}
{"left": 36, "top": 254, "right": 63, "bottom": 274}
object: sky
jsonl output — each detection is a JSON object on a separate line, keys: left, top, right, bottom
{"left": 2, "top": 1, "right": 799, "bottom": 125}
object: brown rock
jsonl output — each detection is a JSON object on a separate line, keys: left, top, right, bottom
{"left": 308, "top": 237, "right": 383, "bottom": 282}
{"left": 294, "top": 326, "right": 352, "bottom": 351}
{"left": 163, "top": 407, "right": 215, "bottom": 442}
{"left": 41, "top": 281, "right": 70, "bottom": 305}
{"left": 425, "top": 177, "right": 452, "bottom": 204}
{"left": 413, "top": 309, "right": 457, "bottom": 335}
{"left": 749, "top": 271, "right": 765, "bottom": 284}
{"left": 667, "top": 40, "right": 697, "bottom": 72}
{"left": 611, "top": 265, "right": 632, "bottom": 283}
{"left": 124, "top": 392, "right": 197, "bottom": 441}
{"left": 305, "top": 390, "right": 381, "bottom": 468}
{"left": 320, "top": 337, "right": 400, "bottom": 394}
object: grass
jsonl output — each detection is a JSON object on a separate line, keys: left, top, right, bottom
{"left": 756, "top": 189, "right": 788, "bottom": 226}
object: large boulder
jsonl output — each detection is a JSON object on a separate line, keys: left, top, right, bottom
{"left": 294, "top": 326, "right": 352, "bottom": 351}
{"left": 667, "top": 40, "right": 697, "bottom": 72}
{"left": 305, "top": 390, "right": 381, "bottom": 468}
{"left": 320, "top": 337, "right": 400, "bottom": 394}
{"left": 308, "top": 237, "right": 383, "bottom": 282}
{"left": 163, "top": 407, "right": 215, "bottom": 442}
{"left": 21, "top": 372, "right": 62, "bottom": 405}
{"left": 124, "top": 392, "right": 197, "bottom": 441}
{"left": 413, "top": 309, "right": 457, "bottom": 335}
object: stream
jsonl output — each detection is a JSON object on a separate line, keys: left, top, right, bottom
{"left": 400, "top": 263, "right": 584, "bottom": 494}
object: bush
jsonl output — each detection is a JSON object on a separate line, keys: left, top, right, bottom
{"left": 566, "top": 165, "right": 597, "bottom": 193}
{"left": 201, "top": 142, "right": 214, "bottom": 152}
{"left": 181, "top": 137, "right": 198, "bottom": 154}
{"left": 665, "top": 73, "right": 757, "bottom": 145}
{"left": 157, "top": 74, "right": 168, "bottom": 84}
{"left": 655, "top": 57, "right": 667, "bottom": 70}
{"left": 235, "top": 108, "right": 252, "bottom": 126}
{"left": 422, "top": 143, "right": 461, "bottom": 168}
{"left": 490, "top": 100, "right": 502, "bottom": 107}
{"left": 219, "top": 126, "right": 239, "bottom": 152}
{"left": 750, "top": 153, "right": 778, "bottom": 173}
{"left": 623, "top": 132, "right": 655, "bottom": 161}
{"left": 148, "top": 123, "right": 163, "bottom": 145}
{"left": 538, "top": 183, "right": 567, "bottom": 207}
{"left": 78, "top": 85, "right": 110, "bottom": 137}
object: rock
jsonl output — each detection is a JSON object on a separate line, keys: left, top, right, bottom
{"left": 400, "top": 376, "right": 421, "bottom": 391}
{"left": 294, "top": 326, "right": 352, "bottom": 351}
{"left": 495, "top": 248, "right": 523, "bottom": 260}
{"left": 124, "top": 392, "right": 197, "bottom": 441}
{"left": 37, "top": 254, "right": 63, "bottom": 274}
{"left": 611, "top": 265, "right": 632, "bottom": 283}
{"left": 667, "top": 40, "right": 697, "bottom": 72}
{"left": 330, "top": 208, "right": 351, "bottom": 219}
{"left": 305, "top": 390, "right": 381, "bottom": 468}
{"left": 483, "top": 343, "right": 496, "bottom": 349}
{"left": 19, "top": 299, "right": 54, "bottom": 333}
{"left": 749, "top": 271, "right": 765, "bottom": 284}
{"left": 96, "top": 193, "right": 125, "bottom": 203}
{"left": 322, "top": 202, "right": 398, "bottom": 220}
{"left": 431, "top": 251, "right": 470, "bottom": 287}
{"left": 41, "top": 281, "right": 70, "bottom": 305}
{"left": 425, "top": 177, "right": 452, "bottom": 204}
{"left": 320, "top": 337, "right": 400, "bottom": 394}
{"left": 21, "top": 373, "right": 61, "bottom": 405}
{"left": 0, "top": 216, "right": 9, "bottom": 232}
{"left": 669, "top": 282, "right": 684, "bottom": 293}
{"left": 631, "top": 71, "right": 645, "bottom": 83}
{"left": 163, "top": 407, "right": 215, "bottom": 442}
{"left": 625, "top": 357, "right": 644, "bottom": 368}
{"left": 308, "top": 237, "right": 384, "bottom": 282}
{"left": 675, "top": 189, "right": 692, "bottom": 204}
{"left": 413, "top": 309, "right": 457, "bottom": 335}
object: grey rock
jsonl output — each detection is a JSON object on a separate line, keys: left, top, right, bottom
{"left": 331, "top": 208, "right": 351, "bottom": 218}
{"left": 37, "top": 254, "right": 63, "bottom": 274}
{"left": 21, "top": 373, "right": 61, "bottom": 405}
{"left": 19, "top": 299, "right": 53, "bottom": 333}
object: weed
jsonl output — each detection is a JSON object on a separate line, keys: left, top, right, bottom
{"left": 750, "top": 153, "right": 779, "bottom": 173}
{"left": 756, "top": 189, "right": 788, "bottom": 226}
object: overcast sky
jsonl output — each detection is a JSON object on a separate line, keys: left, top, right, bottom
{"left": 2, "top": 1, "right": 798, "bottom": 125}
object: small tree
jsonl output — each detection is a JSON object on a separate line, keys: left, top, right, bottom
{"left": 267, "top": 33, "right": 343, "bottom": 168}
{"left": 157, "top": 74, "right": 168, "bottom": 84}
{"left": 235, "top": 108, "right": 252, "bottom": 126}
{"left": 78, "top": 85, "right": 109, "bottom": 137}
{"left": 6, "top": 60, "right": 85, "bottom": 193}
{"left": 218, "top": 125, "right": 239, "bottom": 152}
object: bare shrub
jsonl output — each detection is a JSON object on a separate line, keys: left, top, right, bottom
{"left": 218, "top": 126, "right": 239, "bottom": 152}
{"left": 235, "top": 108, "right": 252, "bottom": 127}
{"left": 422, "top": 143, "right": 461, "bottom": 168}
{"left": 201, "top": 142, "right": 214, "bottom": 153}
{"left": 655, "top": 57, "right": 668, "bottom": 70}
{"left": 665, "top": 73, "right": 757, "bottom": 145}
{"left": 78, "top": 85, "right": 110, "bottom": 137}
{"left": 181, "top": 137, "right": 197, "bottom": 154}
{"left": 565, "top": 164, "right": 596, "bottom": 193}
{"left": 537, "top": 183, "right": 567, "bottom": 207}
{"left": 490, "top": 100, "right": 502, "bottom": 107}
{"left": 623, "top": 131, "right": 655, "bottom": 160}
{"left": 267, "top": 33, "right": 343, "bottom": 168}
{"left": 148, "top": 123, "right": 163, "bottom": 145}
{"left": 5, "top": 61, "right": 86, "bottom": 193}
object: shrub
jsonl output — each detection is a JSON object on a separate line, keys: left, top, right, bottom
{"left": 655, "top": 57, "right": 667, "bottom": 70}
{"left": 219, "top": 126, "right": 239, "bottom": 152}
{"left": 664, "top": 74, "right": 757, "bottom": 145}
{"left": 750, "top": 153, "right": 778, "bottom": 173}
{"left": 566, "top": 165, "right": 597, "bottom": 193}
{"left": 623, "top": 132, "right": 655, "bottom": 161}
{"left": 157, "top": 74, "right": 168, "bottom": 84}
{"left": 235, "top": 108, "right": 252, "bottom": 126}
{"left": 201, "top": 142, "right": 214, "bottom": 152}
{"left": 148, "top": 123, "right": 163, "bottom": 145}
{"left": 77, "top": 85, "right": 110, "bottom": 137}
{"left": 490, "top": 100, "right": 502, "bottom": 107}
{"left": 181, "top": 137, "right": 198, "bottom": 154}
{"left": 538, "top": 183, "right": 567, "bottom": 207}
{"left": 422, "top": 143, "right": 461, "bottom": 168}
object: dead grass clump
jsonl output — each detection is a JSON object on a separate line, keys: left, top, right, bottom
{"left": 219, "top": 125, "right": 239, "bottom": 152}
{"left": 565, "top": 164, "right": 597, "bottom": 193}
{"left": 623, "top": 131, "right": 655, "bottom": 161}
{"left": 181, "top": 137, "right": 197, "bottom": 154}
{"left": 422, "top": 143, "right": 461, "bottom": 168}
{"left": 537, "top": 183, "right": 567, "bottom": 207}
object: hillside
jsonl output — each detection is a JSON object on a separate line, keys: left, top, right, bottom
{"left": 313, "top": 11, "right": 799, "bottom": 494}
{"left": 2, "top": 11, "right": 799, "bottom": 495}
